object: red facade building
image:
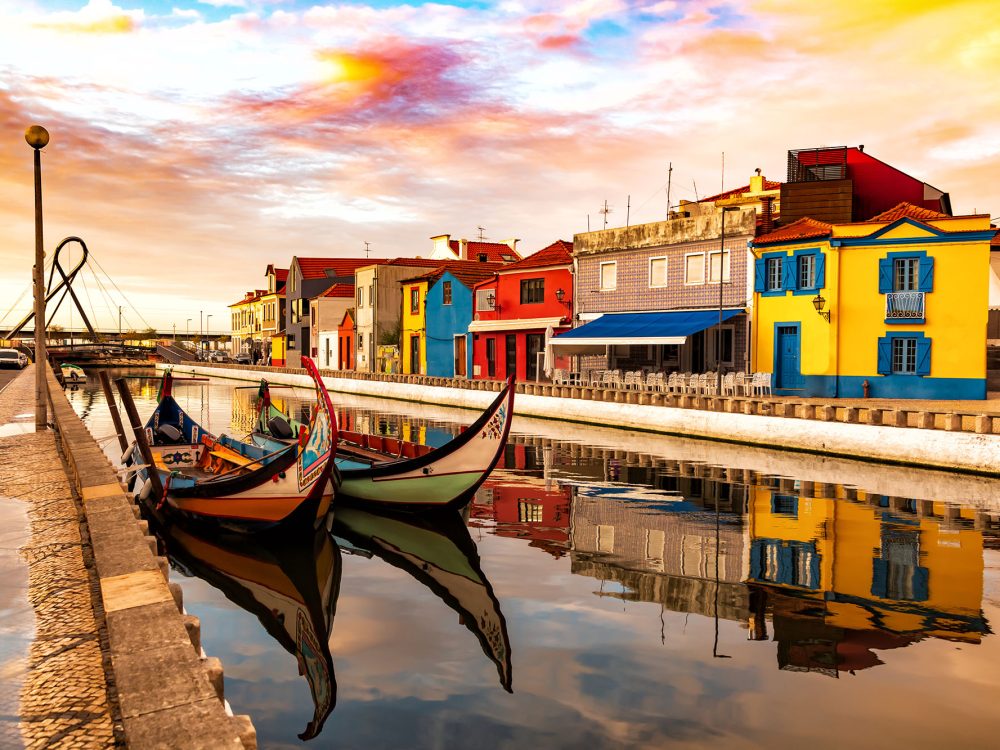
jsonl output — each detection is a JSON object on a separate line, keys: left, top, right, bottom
{"left": 337, "top": 308, "right": 355, "bottom": 371}
{"left": 469, "top": 240, "right": 574, "bottom": 381}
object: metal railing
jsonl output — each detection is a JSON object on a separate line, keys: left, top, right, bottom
{"left": 886, "top": 291, "right": 925, "bottom": 320}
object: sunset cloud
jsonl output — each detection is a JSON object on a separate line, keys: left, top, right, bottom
{"left": 0, "top": 0, "right": 996, "bottom": 332}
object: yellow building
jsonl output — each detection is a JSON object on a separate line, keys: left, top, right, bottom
{"left": 228, "top": 289, "right": 265, "bottom": 358}
{"left": 747, "top": 484, "right": 986, "bottom": 654}
{"left": 750, "top": 203, "right": 994, "bottom": 399}
{"left": 400, "top": 277, "right": 428, "bottom": 375}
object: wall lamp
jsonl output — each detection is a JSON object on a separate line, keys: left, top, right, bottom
{"left": 813, "top": 293, "right": 830, "bottom": 322}
{"left": 487, "top": 292, "right": 501, "bottom": 314}
{"left": 554, "top": 288, "right": 572, "bottom": 308}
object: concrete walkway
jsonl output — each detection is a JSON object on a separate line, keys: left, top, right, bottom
{"left": 0, "top": 368, "right": 117, "bottom": 748}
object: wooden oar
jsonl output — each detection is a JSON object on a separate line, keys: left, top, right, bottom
{"left": 202, "top": 443, "right": 295, "bottom": 482}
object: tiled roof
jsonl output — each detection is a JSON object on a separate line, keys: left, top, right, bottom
{"left": 701, "top": 179, "right": 781, "bottom": 204}
{"left": 991, "top": 230, "right": 1000, "bottom": 247}
{"left": 754, "top": 217, "right": 832, "bottom": 245}
{"left": 295, "top": 257, "right": 382, "bottom": 279}
{"left": 321, "top": 283, "right": 355, "bottom": 299}
{"left": 228, "top": 289, "right": 266, "bottom": 307}
{"left": 449, "top": 240, "right": 523, "bottom": 264}
{"left": 868, "top": 202, "right": 950, "bottom": 223}
{"left": 498, "top": 240, "right": 573, "bottom": 273}
{"left": 385, "top": 257, "right": 448, "bottom": 268}
{"left": 400, "top": 260, "right": 503, "bottom": 287}
{"left": 274, "top": 268, "right": 288, "bottom": 282}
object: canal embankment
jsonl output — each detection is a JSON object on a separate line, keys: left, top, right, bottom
{"left": 0, "top": 366, "right": 255, "bottom": 749}
{"left": 161, "top": 362, "right": 1000, "bottom": 477}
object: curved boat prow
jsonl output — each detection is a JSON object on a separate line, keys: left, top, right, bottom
{"left": 294, "top": 357, "right": 340, "bottom": 511}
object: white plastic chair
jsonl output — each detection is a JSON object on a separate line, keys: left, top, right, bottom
{"left": 700, "top": 372, "right": 717, "bottom": 396}
{"left": 734, "top": 372, "right": 747, "bottom": 396}
{"left": 721, "top": 372, "right": 736, "bottom": 396}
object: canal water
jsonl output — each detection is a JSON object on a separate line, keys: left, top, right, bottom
{"left": 69, "top": 370, "right": 1000, "bottom": 749}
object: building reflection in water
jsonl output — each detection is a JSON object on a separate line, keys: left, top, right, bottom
{"left": 472, "top": 443, "right": 994, "bottom": 677}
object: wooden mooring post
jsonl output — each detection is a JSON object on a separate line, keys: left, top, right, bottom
{"left": 114, "top": 376, "right": 164, "bottom": 499}
{"left": 99, "top": 370, "right": 128, "bottom": 452}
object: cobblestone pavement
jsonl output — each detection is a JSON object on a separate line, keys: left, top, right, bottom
{"left": 0, "top": 368, "right": 117, "bottom": 748}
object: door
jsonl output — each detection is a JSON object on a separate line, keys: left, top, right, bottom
{"left": 410, "top": 335, "right": 421, "bottom": 374}
{"left": 454, "top": 336, "right": 467, "bottom": 378}
{"left": 525, "top": 333, "right": 544, "bottom": 381}
{"left": 505, "top": 335, "right": 518, "bottom": 379}
{"left": 775, "top": 325, "right": 803, "bottom": 390}
{"left": 325, "top": 337, "right": 332, "bottom": 368}
{"left": 690, "top": 330, "right": 705, "bottom": 372}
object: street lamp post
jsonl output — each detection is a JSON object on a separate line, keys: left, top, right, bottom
{"left": 717, "top": 206, "right": 739, "bottom": 395}
{"left": 206, "top": 314, "right": 213, "bottom": 354}
{"left": 26, "top": 125, "right": 49, "bottom": 430}
{"left": 186, "top": 318, "right": 191, "bottom": 340}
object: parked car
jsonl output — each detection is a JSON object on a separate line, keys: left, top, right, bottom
{"left": 0, "top": 350, "right": 28, "bottom": 369}
{"left": 209, "top": 351, "right": 231, "bottom": 363}
{"left": 234, "top": 353, "right": 252, "bottom": 365}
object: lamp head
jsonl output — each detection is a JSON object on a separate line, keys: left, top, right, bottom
{"left": 25, "top": 125, "right": 49, "bottom": 150}
{"left": 812, "top": 294, "right": 826, "bottom": 312}
{"left": 555, "top": 288, "right": 565, "bottom": 302}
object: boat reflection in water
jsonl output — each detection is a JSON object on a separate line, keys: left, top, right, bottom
{"left": 164, "top": 525, "right": 341, "bottom": 740}
{"left": 333, "top": 505, "right": 513, "bottom": 692}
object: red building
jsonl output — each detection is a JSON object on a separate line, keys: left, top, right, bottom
{"left": 337, "top": 308, "right": 355, "bottom": 371}
{"left": 469, "top": 240, "right": 574, "bottom": 381}
{"left": 471, "top": 477, "right": 572, "bottom": 558}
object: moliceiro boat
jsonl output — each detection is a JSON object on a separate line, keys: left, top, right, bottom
{"left": 124, "top": 356, "right": 338, "bottom": 532}
{"left": 257, "top": 377, "right": 516, "bottom": 509}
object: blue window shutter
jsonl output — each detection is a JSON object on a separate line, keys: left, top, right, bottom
{"left": 814, "top": 252, "right": 826, "bottom": 289}
{"left": 878, "top": 258, "right": 892, "bottom": 294}
{"left": 871, "top": 558, "right": 888, "bottom": 599}
{"left": 916, "top": 337, "right": 931, "bottom": 376}
{"left": 782, "top": 256, "right": 797, "bottom": 291}
{"left": 754, "top": 258, "right": 766, "bottom": 293}
{"left": 918, "top": 256, "right": 935, "bottom": 293}
{"left": 877, "top": 337, "right": 891, "bottom": 374}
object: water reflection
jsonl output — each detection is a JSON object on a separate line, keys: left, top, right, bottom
{"left": 66, "top": 373, "right": 1000, "bottom": 747}
{"left": 164, "top": 526, "right": 340, "bottom": 739}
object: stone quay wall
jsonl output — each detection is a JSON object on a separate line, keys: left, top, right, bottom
{"left": 160, "top": 362, "right": 1000, "bottom": 477}
{"left": 44, "top": 367, "right": 257, "bottom": 749}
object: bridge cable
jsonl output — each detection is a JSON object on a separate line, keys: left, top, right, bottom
{"left": 87, "top": 252, "right": 154, "bottom": 331}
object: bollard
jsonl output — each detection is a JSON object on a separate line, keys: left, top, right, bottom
{"left": 942, "top": 413, "right": 962, "bottom": 431}
{"left": 915, "top": 411, "right": 934, "bottom": 429}
{"left": 798, "top": 404, "right": 814, "bottom": 420}
{"left": 816, "top": 405, "right": 834, "bottom": 421}
{"left": 868, "top": 408, "right": 883, "bottom": 426}
{"left": 884, "top": 410, "right": 906, "bottom": 427}
{"left": 168, "top": 582, "right": 184, "bottom": 611}
{"left": 975, "top": 415, "right": 993, "bottom": 434}
{"left": 843, "top": 407, "right": 858, "bottom": 423}
{"left": 743, "top": 400, "right": 755, "bottom": 415}
{"left": 182, "top": 614, "right": 201, "bottom": 654}
{"left": 202, "top": 656, "right": 225, "bottom": 701}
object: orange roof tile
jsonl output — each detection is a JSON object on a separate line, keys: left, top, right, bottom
{"left": 449, "top": 240, "right": 523, "bottom": 264}
{"left": 754, "top": 217, "right": 832, "bottom": 246}
{"left": 321, "top": 283, "right": 355, "bottom": 298}
{"left": 399, "top": 260, "right": 504, "bottom": 286}
{"left": 295, "top": 257, "right": 383, "bottom": 279}
{"left": 497, "top": 240, "right": 573, "bottom": 272}
{"left": 868, "top": 202, "right": 950, "bottom": 223}
{"left": 992, "top": 230, "right": 1000, "bottom": 247}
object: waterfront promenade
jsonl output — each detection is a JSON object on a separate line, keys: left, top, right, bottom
{"left": 0, "top": 367, "right": 253, "bottom": 749}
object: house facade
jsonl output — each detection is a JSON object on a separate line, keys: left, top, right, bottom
{"left": 228, "top": 289, "right": 265, "bottom": 360}
{"left": 338, "top": 309, "right": 355, "bottom": 371}
{"left": 261, "top": 264, "right": 287, "bottom": 366}
{"left": 560, "top": 208, "right": 757, "bottom": 374}
{"left": 284, "top": 257, "right": 374, "bottom": 368}
{"left": 751, "top": 203, "right": 993, "bottom": 399}
{"left": 311, "top": 283, "right": 355, "bottom": 370}
{"left": 470, "top": 241, "right": 574, "bottom": 381}
{"left": 428, "top": 234, "right": 522, "bottom": 263}
{"left": 400, "top": 264, "right": 500, "bottom": 377}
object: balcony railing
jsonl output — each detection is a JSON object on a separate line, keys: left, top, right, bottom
{"left": 886, "top": 291, "right": 925, "bottom": 320}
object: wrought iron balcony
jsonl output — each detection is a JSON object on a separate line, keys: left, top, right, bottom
{"left": 885, "top": 291, "right": 925, "bottom": 320}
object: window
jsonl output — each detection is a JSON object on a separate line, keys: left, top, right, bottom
{"left": 442, "top": 281, "right": 452, "bottom": 305}
{"left": 685, "top": 253, "right": 705, "bottom": 285}
{"left": 518, "top": 501, "right": 543, "bottom": 523}
{"left": 765, "top": 257, "right": 782, "bottom": 291}
{"left": 649, "top": 256, "right": 668, "bottom": 287}
{"left": 600, "top": 261, "right": 617, "bottom": 291}
{"left": 368, "top": 285, "right": 373, "bottom": 306}
{"left": 357, "top": 287, "right": 364, "bottom": 307}
{"left": 894, "top": 257, "right": 919, "bottom": 292}
{"left": 409, "top": 287, "right": 420, "bottom": 314}
{"left": 478, "top": 253, "right": 488, "bottom": 263}
{"left": 798, "top": 253, "right": 816, "bottom": 289}
{"left": 715, "top": 327, "right": 734, "bottom": 365}
{"left": 708, "top": 250, "right": 731, "bottom": 283}
{"left": 476, "top": 289, "right": 495, "bottom": 311}
{"left": 287, "top": 334, "right": 295, "bottom": 347}
{"left": 891, "top": 337, "right": 917, "bottom": 374}
{"left": 357, "top": 332, "right": 363, "bottom": 350}
{"left": 486, "top": 337, "right": 496, "bottom": 377}
{"left": 520, "top": 278, "right": 544, "bottom": 304}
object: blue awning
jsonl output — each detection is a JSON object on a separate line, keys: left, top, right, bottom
{"left": 549, "top": 308, "right": 744, "bottom": 352}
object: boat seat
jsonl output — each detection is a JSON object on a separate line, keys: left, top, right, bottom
{"left": 268, "top": 415, "right": 294, "bottom": 440}
{"left": 208, "top": 445, "right": 255, "bottom": 471}
{"left": 157, "top": 424, "right": 183, "bottom": 443}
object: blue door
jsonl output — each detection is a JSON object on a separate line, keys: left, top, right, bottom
{"left": 775, "top": 325, "right": 803, "bottom": 391}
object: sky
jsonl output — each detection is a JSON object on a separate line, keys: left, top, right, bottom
{"left": 1, "top": 0, "right": 998, "bottom": 332}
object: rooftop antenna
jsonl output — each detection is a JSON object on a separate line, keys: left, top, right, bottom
{"left": 626, "top": 194, "right": 631, "bottom": 228}
{"left": 477, "top": 226, "right": 487, "bottom": 241}
{"left": 587, "top": 214, "right": 590, "bottom": 232}
{"left": 363, "top": 241, "right": 371, "bottom": 259}
{"left": 599, "top": 200, "right": 612, "bottom": 229}
{"left": 666, "top": 162, "right": 673, "bottom": 215}
{"left": 692, "top": 179, "right": 700, "bottom": 202}
{"left": 721, "top": 151, "right": 725, "bottom": 193}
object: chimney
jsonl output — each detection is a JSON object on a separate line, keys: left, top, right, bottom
{"left": 459, "top": 238, "right": 468, "bottom": 259}
{"left": 759, "top": 196, "right": 775, "bottom": 235}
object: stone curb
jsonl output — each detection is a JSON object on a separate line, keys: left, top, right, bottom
{"left": 45, "top": 367, "right": 257, "bottom": 750}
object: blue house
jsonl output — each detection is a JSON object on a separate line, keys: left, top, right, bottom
{"left": 404, "top": 263, "right": 500, "bottom": 378}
